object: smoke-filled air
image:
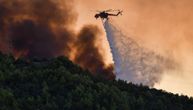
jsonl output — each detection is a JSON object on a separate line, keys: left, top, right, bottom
{"left": 0, "top": 0, "right": 180, "bottom": 85}
{"left": 0, "top": 0, "right": 193, "bottom": 96}
{"left": 0, "top": 0, "right": 114, "bottom": 79}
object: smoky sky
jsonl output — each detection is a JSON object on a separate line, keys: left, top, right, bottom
{"left": 74, "top": 0, "right": 193, "bottom": 96}
{"left": 0, "top": 0, "right": 115, "bottom": 79}
{"left": 0, "top": 0, "right": 76, "bottom": 57}
{"left": 75, "top": 25, "right": 115, "bottom": 79}
{"left": 76, "top": 0, "right": 193, "bottom": 75}
{"left": 76, "top": 0, "right": 193, "bottom": 66}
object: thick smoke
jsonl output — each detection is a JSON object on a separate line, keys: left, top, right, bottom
{"left": 0, "top": 0, "right": 76, "bottom": 57}
{"left": 104, "top": 20, "right": 176, "bottom": 86}
{"left": 75, "top": 25, "right": 115, "bottom": 79}
{"left": 0, "top": 0, "right": 114, "bottom": 79}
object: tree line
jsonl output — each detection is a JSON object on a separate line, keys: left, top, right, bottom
{"left": 0, "top": 52, "right": 192, "bottom": 110}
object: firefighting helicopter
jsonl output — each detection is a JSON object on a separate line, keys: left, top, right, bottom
{"left": 94, "top": 9, "right": 123, "bottom": 20}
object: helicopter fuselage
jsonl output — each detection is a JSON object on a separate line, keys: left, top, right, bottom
{"left": 95, "top": 10, "right": 122, "bottom": 20}
{"left": 95, "top": 11, "right": 108, "bottom": 19}
{"left": 100, "top": 12, "right": 108, "bottom": 18}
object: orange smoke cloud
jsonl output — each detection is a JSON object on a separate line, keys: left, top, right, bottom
{"left": 77, "top": 0, "right": 193, "bottom": 72}
{"left": 76, "top": 0, "right": 193, "bottom": 65}
{"left": 0, "top": 0, "right": 115, "bottom": 79}
{"left": 75, "top": 0, "right": 193, "bottom": 96}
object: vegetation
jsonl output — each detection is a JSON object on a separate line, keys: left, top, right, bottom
{"left": 0, "top": 52, "right": 192, "bottom": 110}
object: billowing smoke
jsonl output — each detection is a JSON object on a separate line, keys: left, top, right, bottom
{"left": 75, "top": 25, "right": 115, "bottom": 79}
{"left": 104, "top": 20, "right": 176, "bottom": 86}
{"left": 0, "top": 0, "right": 76, "bottom": 57}
{"left": 0, "top": 0, "right": 114, "bottom": 79}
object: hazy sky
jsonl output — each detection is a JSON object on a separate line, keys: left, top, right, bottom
{"left": 74, "top": 0, "right": 193, "bottom": 96}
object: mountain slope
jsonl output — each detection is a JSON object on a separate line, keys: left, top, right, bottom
{"left": 0, "top": 53, "right": 192, "bottom": 110}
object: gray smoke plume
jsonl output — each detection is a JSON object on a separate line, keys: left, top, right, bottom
{"left": 104, "top": 20, "right": 176, "bottom": 86}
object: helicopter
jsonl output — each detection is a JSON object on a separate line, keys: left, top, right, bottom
{"left": 94, "top": 9, "right": 123, "bottom": 20}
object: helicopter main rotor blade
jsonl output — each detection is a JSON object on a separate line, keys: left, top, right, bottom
{"left": 105, "top": 9, "right": 113, "bottom": 12}
{"left": 111, "top": 9, "right": 121, "bottom": 12}
{"left": 105, "top": 9, "right": 122, "bottom": 12}
{"left": 90, "top": 10, "right": 102, "bottom": 12}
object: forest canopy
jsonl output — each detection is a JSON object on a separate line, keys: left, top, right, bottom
{"left": 0, "top": 52, "right": 192, "bottom": 110}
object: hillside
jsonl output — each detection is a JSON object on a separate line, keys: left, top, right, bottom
{"left": 0, "top": 53, "right": 193, "bottom": 110}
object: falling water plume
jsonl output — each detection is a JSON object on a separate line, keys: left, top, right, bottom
{"left": 104, "top": 20, "right": 176, "bottom": 86}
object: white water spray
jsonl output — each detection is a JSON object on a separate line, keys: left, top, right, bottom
{"left": 104, "top": 20, "right": 176, "bottom": 86}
